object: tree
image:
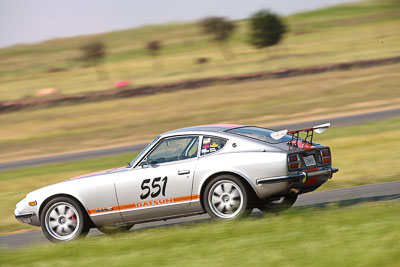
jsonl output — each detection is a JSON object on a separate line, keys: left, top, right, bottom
{"left": 249, "top": 10, "right": 287, "bottom": 51}
{"left": 146, "top": 40, "right": 163, "bottom": 69}
{"left": 200, "top": 17, "right": 236, "bottom": 59}
{"left": 80, "top": 41, "right": 107, "bottom": 80}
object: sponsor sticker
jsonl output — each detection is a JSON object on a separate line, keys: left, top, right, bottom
{"left": 96, "top": 207, "right": 113, "bottom": 213}
{"left": 136, "top": 198, "right": 174, "bottom": 208}
{"left": 210, "top": 142, "right": 218, "bottom": 148}
{"left": 201, "top": 148, "right": 210, "bottom": 153}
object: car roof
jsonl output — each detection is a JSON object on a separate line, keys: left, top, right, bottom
{"left": 163, "top": 124, "right": 244, "bottom": 135}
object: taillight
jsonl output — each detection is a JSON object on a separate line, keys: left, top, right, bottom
{"left": 288, "top": 154, "right": 301, "bottom": 170}
{"left": 289, "top": 163, "right": 299, "bottom": 169}
{"left": 289, "top": 155, "right": 298, "bottom": 162}
{"left": 321, "top": 149, "right": 330, "bottom": 157}
{"left": 320, "top": 149, "right": 331, "bottom": 165}
{"left": 322, "top": 157, "right": 331, "bottom": 164}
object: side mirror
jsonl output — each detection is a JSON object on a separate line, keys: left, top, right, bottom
{"left": 140, "top": 157, "right": 149, "bottom": 168}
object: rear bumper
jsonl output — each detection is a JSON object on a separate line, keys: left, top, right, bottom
{"left": 305, "top": 167, "right": 338, "bottom": 178}
{"left": 256, "top": 167, "right": 339, "bottom": 185}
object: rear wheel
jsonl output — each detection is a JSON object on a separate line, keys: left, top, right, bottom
{"left": 203, "top": 175, "right": 252, "bottom": 219}
{"left": 40, "top": 197, "right": 90, "bottom": 243}
{"left": 259, "top": 195, "right": 298, "bottom": 212}
{"left": 97, "top": 224, "right": 134, "bottom": 235}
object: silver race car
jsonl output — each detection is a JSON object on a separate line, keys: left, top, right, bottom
{"left": 15, "top": 124, "right": 338, "bottom": 242}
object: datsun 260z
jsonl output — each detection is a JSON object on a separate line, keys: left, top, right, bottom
{"left": 15, "top": 123, "right": 338, "bottom": 242}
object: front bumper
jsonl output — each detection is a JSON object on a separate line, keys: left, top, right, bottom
{"left": 14, "top": 209, "right": 35, "bottom": 224}
{"left": 256, "top": 167, "right": 339, "bottom": 185}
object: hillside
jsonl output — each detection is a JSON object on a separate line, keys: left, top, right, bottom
{"left": 0, "top": 0, "right": 399, "bottom": 101}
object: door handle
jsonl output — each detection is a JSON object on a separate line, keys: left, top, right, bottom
{"left": 178, "top": 170, "right": 190, "bottom": 175}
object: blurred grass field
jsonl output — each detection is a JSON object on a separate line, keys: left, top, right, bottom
{"left": 1, "top": 202, "right": 399, "bottom": 266}
{"left": 0, "top": 0, "right": 399, "bottom": 101}
{"left": 0, "top": 118, "right": 399, "bottom": 234}
{"left": 1, "top": 0, "right": 399, "bottom": 243}
{"left": 1, "top": 63, "right": 399, "bottom": 162}
{"left": 1, "top": 0, "right": 399, "bottom": 162}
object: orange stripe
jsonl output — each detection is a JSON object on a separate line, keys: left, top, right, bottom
{"left": 87, "top": 194, "right": 200, "bottom": 215}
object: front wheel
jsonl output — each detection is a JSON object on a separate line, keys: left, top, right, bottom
{"left": 203, "top": 175, "right": 252, "bottom": 220}
{"left": 97, "top": 224, "right": 134, "bottom": 235}
{"left": 259, "top": 194, "right": 298, "bottom": 213}
{"left": 40, "top": 197, "right": 90, "bottom": 243}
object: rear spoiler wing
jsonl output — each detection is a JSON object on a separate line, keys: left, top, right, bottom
{"left": 270, "top": 123, "right": 330, "bottom": 145}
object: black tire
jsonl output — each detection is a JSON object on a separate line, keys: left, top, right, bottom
{"left": 259, "top": 194, "right": 298, "bottom": 213}
{"left": 97, "top": 224, "right": 134, "bottom": 235}
{"left": 203, "top": 174, "right": 252, "bottom": 219}
{"left": 40, "top": 197, "right": 90, "bottom": 243}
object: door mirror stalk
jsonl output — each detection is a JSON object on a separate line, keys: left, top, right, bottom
{"left": 141, "top": 157, "right": 149, "bottom": 168}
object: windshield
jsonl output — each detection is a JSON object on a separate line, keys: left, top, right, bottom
{"left": 226, "top": 126, "right": 293, "bottom": 144}
{"left": 129, "top": 136, "right": 160, "bottom": 167}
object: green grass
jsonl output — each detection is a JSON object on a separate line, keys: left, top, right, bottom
{"left": 1, "top": 202, "right": 399, "bottom": 266}
{"left": 0, "top": 118, "right": 399, "bottom": 234}
{"left": 0, "top": 0, "right": 399, "bottom": 100}
{"left": 317, "top": 118, "right": 400, "bottom": 188}
{"left": 1, "top": 63, "right": 399, "bottom": 162}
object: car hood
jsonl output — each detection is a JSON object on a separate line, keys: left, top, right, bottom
{"left": 68, "top": 166, "right": 129, "bottom": 181}
{"left": 23, "top": 166, "right": 130, "bottom": 205}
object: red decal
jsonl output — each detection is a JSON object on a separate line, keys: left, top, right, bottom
{"left": 199, "top": 124, "right": 243, "bottom": 129}
{"left": 304, "top": 177, "right": 318, "bottom": 186}
{"left": 287, "top": 140, "right": 315, "bottom": 150}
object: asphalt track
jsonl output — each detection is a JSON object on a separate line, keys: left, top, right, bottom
{"left": 1, "top": 108, "right": 399, "bottom": 171}
{"left": 1, "top": 180, "right": 399, "bottom": 249}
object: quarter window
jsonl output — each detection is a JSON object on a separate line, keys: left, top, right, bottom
{"left": 201, "top": 136, "right": 227, "bottom": 155}
{"left": 147, "top": 136, "right": 198, "bottom": 164}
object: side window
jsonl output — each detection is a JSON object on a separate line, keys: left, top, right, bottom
{"left": 201, "top": 136, "right": 227, "bottom": 155}
{"left": 147, "top": 136, "right": 198, "bottom": 164}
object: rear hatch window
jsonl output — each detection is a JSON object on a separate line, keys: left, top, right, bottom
{"left": 226, "top": 126, "right": 293, "bottom": 144}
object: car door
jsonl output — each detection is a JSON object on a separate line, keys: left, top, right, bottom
{"left": 114, "top": 135, "right": 199, "bottom": 222}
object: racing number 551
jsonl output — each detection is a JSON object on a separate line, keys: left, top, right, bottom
{"left": 140, "top": 176, "right": 168, "bottom": 200}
